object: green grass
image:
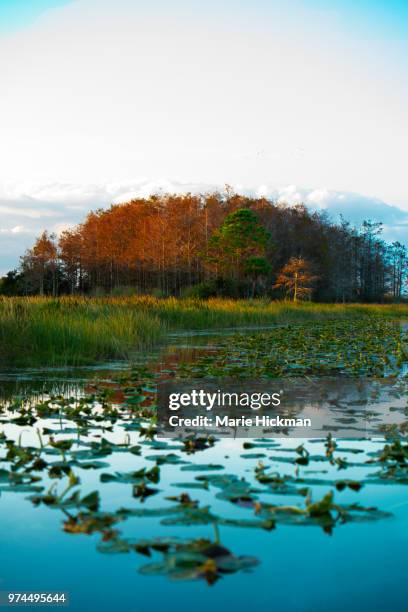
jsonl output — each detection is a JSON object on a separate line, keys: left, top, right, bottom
{"left": 1, "top": 296, "right": 408, "bottom": 367}
{"left": 0, "top": 298, "right": 164, "bottom": 367}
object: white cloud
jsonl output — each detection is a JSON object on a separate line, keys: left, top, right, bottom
{"left": 0, "top": 225, "right": 29, "bottom": 235}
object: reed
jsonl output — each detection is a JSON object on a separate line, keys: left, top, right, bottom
{"left": 1, "top": 296, "right": 407, "bottom": 366}
{"left": 0, "top": 297, "right": 164, "bottom": 366}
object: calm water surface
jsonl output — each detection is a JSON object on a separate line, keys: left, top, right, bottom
{"left": 0, "top": 329, "right": 406, "bottom": 612}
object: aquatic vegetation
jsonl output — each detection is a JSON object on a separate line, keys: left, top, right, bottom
{"left": 0, "top": 317, "right": 407, "bottom": 591}
{"left": 0, "top": 367, "right": 407, "bottom": 587}
{"left": 177, "top": 319, "right": 408, "bottom": 378}
{"left": 2, "top": 296, "right": 408, "bottom": 366}
{"left": 100, "top": 536, "right": 260, "bottom": 585}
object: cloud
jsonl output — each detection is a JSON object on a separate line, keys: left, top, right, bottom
{"left": 0, "top": 226, "right": 29, "bottom": 235}
{"left": 253, "top": 184, "right": 408, "bottom": 240}
{"left": 1, "top": 180, "right": 408, "bottom": 275}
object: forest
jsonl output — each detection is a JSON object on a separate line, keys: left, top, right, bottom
{"left": 1, "top": 190, "right": 407, "bottom": 302}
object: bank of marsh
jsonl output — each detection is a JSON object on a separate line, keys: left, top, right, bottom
{"left": 1, "top": 296, "right": 408, "bottom": 366}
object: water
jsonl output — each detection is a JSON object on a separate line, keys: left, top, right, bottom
{"left": 0, "top": 329, "right": 406, "bottom": 612}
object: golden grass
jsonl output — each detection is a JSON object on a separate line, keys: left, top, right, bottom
{"left": 1, "top": 296, "right": 407, "bottom": 366}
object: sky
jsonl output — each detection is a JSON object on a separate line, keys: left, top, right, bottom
{"left": 0, "top": 0, "right": 407, "bottom": 273}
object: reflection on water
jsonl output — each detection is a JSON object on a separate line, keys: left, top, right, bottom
{"left": 0, "top": 329, "right": 229, "bottom": 405}
{"left": 158, "top": 377, "right": 408, "bottom": 440}
{"left": 0, "top": 326, "right": 407, "bottom": 612}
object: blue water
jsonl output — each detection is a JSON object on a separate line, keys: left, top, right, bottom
{"left": 0, "top": 435, "right": 406, "bottom": 612}
{"left": 0, "top": 330, "right": 407, "bottom": 612}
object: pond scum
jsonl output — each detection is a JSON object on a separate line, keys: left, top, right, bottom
{"left": 0, "top": 318, "right": 407, "bottom": 586}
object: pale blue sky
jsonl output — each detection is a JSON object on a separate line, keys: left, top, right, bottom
{"left": 0, "top": 0, "right": 407, "bottom": 272}
{"left": 2, "top": 1, "right": 407, "bottom": 39}
{"left": 0, "top": 0, "right": 72, "bottom": 32}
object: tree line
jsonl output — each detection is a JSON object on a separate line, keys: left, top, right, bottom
{"left": 1, "top": 190, "right": 407, "bottom": 302}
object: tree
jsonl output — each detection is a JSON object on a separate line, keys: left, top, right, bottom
{"left": 0, "top": 270, "right": 24, "bottom": 295}
{"left": 388, "top": 241, "right": 407, "bottom": 301}
{"left": 59, "top": 227, "right": 84, "bottom": 294}
{"left": 8, "top": 192, "right": 396, "bottom": 301}
{"left": 273, "top": 257, "right": 319, "bottom": 301}
{"left": 358, "top": 221, "right": 384, "bottom": 302}
{"left": 205, "top": 208, "right": 272, "bottom": 285}
{"left": 244, "top": 256, "right": 271, "bottom": 297}
{"left": 20, "top": 231, "right": 58, "bottom": 295}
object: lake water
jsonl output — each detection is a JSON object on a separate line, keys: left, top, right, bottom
{"left": 0, "top": 329, "right": 407, "bottom": 612}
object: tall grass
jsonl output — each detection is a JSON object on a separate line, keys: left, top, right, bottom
{"left": 0, "top": 298, "right": 164, "bottom": 367}
{"left": 1, "top": 296, "right": 408, "bottom": 366}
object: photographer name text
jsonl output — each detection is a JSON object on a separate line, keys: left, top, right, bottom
{"left": 167, "top": 414, "right": 312, "bottom": 428}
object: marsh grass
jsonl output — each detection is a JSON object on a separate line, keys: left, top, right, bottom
{"left": 1, "top": 296, "right": 408, "bottom": 366}
{"left": 0, "top": 298, "right": 164, "bottom": 366}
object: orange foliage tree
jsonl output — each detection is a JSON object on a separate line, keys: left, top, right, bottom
{"left": 14, "top": 190, "right": 393, "bottom": 301}
{"left": 273, "top": 257, "right": 319, "bottom": 301}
